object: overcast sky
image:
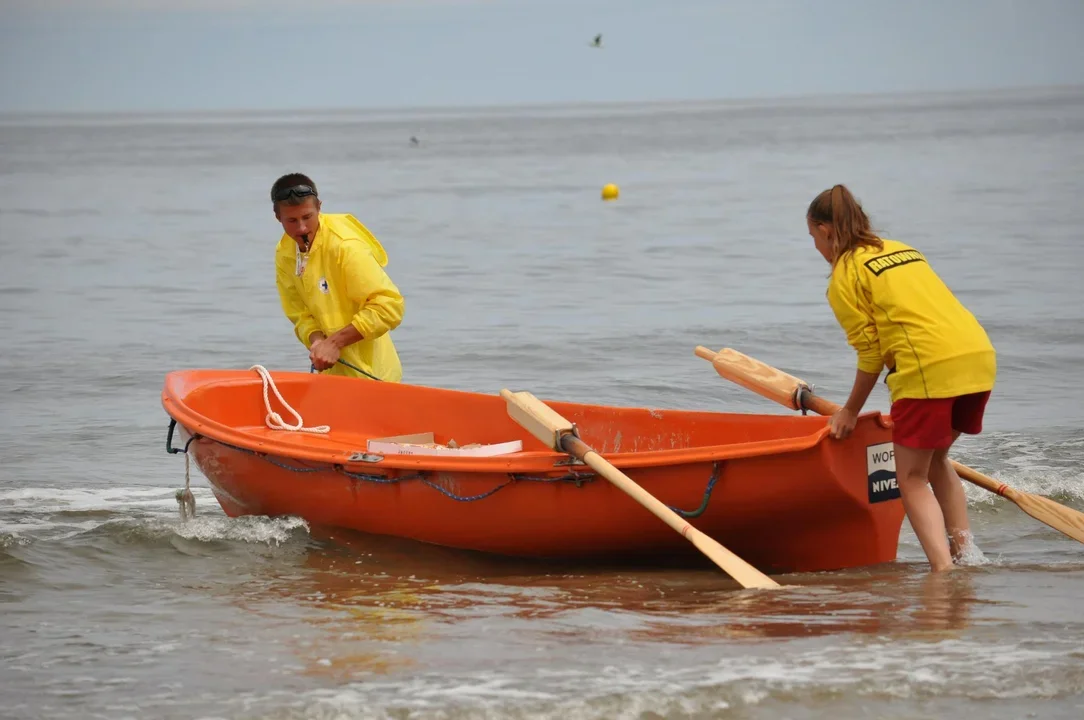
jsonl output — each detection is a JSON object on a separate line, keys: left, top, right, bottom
{"left": 1, "top": 0, "right": 1082, "bottom": 114}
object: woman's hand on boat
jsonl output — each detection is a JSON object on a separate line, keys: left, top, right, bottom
{"left": 309, "top": 337, "right": 341, "bottom": 370}
{"left": 828, "top": 408, "right": 858, "bottom": 439}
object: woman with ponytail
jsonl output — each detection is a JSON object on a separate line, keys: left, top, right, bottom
{"left": 807, "top": 184, "right": 996, "bottom": 572}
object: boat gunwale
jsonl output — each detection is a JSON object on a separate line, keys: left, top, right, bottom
{"left": 161, "top": 370, "right": 891, "bottom": 472}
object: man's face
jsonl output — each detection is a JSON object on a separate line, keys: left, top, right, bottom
{"left": 275, "top": 198, "right": 321, "bottom": 249}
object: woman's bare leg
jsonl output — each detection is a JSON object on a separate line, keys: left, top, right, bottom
{"left": 895, "top": 442, "right": 954, "bottom": 572}
{"left": 928, "top": 431, "right": 972, "bottom": 560}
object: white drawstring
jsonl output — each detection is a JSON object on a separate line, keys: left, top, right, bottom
{"left": 250, "top": 364, "right": 330, "bottom": 434}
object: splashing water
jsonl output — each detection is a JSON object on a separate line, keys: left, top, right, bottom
{"left": 953, "top": 531, "right": 990, "bottom": 567}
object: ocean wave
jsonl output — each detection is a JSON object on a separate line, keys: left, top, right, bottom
{"left": 0, "top": 485, "right": 203, "bottom": 514}
{"left": 224, "top": 636, "right": 1084, "bottom": 719}
{"left": 962, "top": 470, "right": 1084, "bottom": 507}
{"left": 70, "top": 514, "right": 313, "bottom": 549}
{"left": 0, "top": 486, "right": 310, "bottom": 549}
{"left": 955, "top": 432, "right": 1084, "bottom": 506}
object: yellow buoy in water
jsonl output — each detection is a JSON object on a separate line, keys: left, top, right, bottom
{"left": 601, "top": 183, "right": 620, "bottom": 201}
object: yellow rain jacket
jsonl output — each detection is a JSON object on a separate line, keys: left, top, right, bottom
{"left": 275, "top": 213, "right": 404, "bottom": 382}
{"left": 827, "top": 238, "right": 996, "bottom": 402}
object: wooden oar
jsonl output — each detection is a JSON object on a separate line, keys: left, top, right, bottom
{"left": 694, "top": 346, "right": 1084, "bottom": 545}
{"left": 499, "top": 388, "right": 781, "bottom": 589}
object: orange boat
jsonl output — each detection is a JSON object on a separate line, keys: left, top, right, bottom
{"left": 161, "top": 368, "right": 905, "bottom": 574}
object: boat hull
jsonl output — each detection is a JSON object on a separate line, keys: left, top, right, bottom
{"left": 162, "top": 369, "right": 905, "bottom": 574}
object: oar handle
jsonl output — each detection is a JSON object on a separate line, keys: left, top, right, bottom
{"left": 693, "top": 346, "right": 716, "bottom": 362}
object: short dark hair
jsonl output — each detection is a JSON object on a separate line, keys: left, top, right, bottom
{"left": 270, "top": 173, "right": 318, "bottom": 209}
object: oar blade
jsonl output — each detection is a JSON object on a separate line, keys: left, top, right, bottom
{"left": 687, "top": 531, "right": 781, "bottom": 589}
{"left": 1014, "top": 491, "right": 1084, "bottom": 544}
{"left": 499, "top": 388, "right": 575, "bottom": 451}
{"left": 694, "top": 346, "right": 805, "bottom": 411}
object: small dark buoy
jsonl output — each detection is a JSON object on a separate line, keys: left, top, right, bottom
{"left": 409, "top": 136, "right": 420, "bottom": 147}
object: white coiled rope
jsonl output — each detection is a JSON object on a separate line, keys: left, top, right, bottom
{"left": 250, "top": 364, "right": 330, "bottom": 434}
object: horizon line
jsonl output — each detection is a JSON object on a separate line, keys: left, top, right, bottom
{"left": 1, "top": 82, "right": 1081, "bottom": 122}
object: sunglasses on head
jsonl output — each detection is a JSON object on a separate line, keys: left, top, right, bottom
{"left": 273, "top": 184, "right": 318, "bottom": 202}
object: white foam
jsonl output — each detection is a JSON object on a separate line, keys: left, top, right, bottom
{"left": 171, "top": 515, "right": 309, "bottom": 545}
{"left": 227, "top": 636, "right": 1082, "bottom": 719}
{"left": 961, "top": 433, "right": 1084, "bottom": 505}
{"left": 0, "top": 485, "right": 308, "bottom": 546}
{"left": 953, "top": 531, "right": 991, "bottom": 566}
{"left": 963, "top": 469, "right": 1084, "bottom": 506}
{"left": 0, "top": 486, "right": 216, "bottom": 513}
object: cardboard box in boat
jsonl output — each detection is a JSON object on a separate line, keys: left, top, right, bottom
{"left": 365, "top": 432, "right": 522, "bottom": 457}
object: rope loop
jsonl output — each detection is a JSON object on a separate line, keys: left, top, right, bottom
{"left": 250, "top": 364, "right": 330, "bottom": 434}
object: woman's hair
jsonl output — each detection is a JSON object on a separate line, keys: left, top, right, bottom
{"left": 807, "top": 184, "right": 883, "bottom": 265}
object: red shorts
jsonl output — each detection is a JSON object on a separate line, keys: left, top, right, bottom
{"left": 890, "top": 391, "right": 991, "bottom": 450}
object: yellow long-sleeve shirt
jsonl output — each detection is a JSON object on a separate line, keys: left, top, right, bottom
{"left": 826, "top": 238, "right": 996, "bottom": 402}
{"left": 275, "top": 213, "right": 404, "bottom": 382}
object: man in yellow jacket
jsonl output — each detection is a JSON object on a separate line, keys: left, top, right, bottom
{"left": 271, "top": 173, "right": 404, "bottom": 382}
